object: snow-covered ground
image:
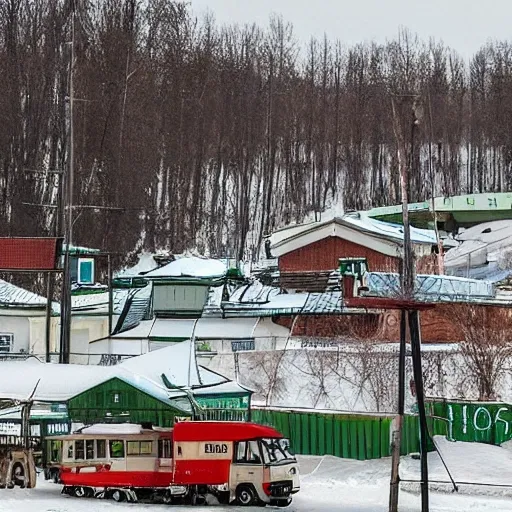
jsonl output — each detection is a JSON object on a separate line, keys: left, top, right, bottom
{"left": 1, "top": 441, "right": 512, "bottom": 511}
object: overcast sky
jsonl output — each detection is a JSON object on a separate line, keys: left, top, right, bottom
{"left": 190, "top": 0, "right": 512, "bottom": 62}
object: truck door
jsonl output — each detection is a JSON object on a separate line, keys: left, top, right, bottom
{"left": 230, "top": 440, "right": 264, "bottom": 497}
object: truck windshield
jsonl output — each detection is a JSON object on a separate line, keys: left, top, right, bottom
{"left": 260, "top": 438, "right": 295, "bottom": 465}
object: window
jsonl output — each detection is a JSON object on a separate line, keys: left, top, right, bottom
{"left": 112, "top": 393, "right": 120, "bottom": 404}
{"left": 127, "top": 440, "right": 153, "bottom": 456}
{"left": 260, "top": 438, "right": 296, "bottom": 465}
{"left": 86, "top": 440, "right": 95, "bottom": 459}
{"left": 75, "top": 440, "right": 85, "bottom": 460}
{"left": 158, "top": 439, "right": 173, "bottom": 459}
{"left": 109, "top": 440, "right": 125, "bottom": 458}
{"left": 0, "top": 333, "right": 13, "bottom": 353}
{"left": 78, "top": 258, "right": 95, "bottom": 284}
{"left": 49, "top": 440, "right": 62, "bottom": 463}
{"left": 96, "top": 440, "right": 106, "bottom": 459}
{"left": 67, "top": 442, "right": 74, "bottom": 459}
{"left": 235, "top": 441, "right": 261, "bottom": 465}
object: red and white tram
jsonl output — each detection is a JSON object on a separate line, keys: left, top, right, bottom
{"left": 45, "top": 421, "right": 300, "bottom": 506}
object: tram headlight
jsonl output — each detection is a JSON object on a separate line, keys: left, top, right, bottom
{"left": 289, "top": 467, "right": 297, "bottom": 475}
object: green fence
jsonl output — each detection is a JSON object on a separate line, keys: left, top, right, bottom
{"left": 251, "top": 408, "right": 423, "bottom": 460}
{"left": 428, "top": 399, "right": 512, "bottom": 445}
{"left": 251, "top": 402, "right": 512, "bottom": 461}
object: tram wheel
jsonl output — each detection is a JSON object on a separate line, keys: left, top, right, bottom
{"left": 73, "top": 486, "right": 86, "bottom": 498}
{"left": 112, "top": 489, "right": 126, "bottom": 502}
{"left": 11, "top": 462, "right": 25, "bottom": 488}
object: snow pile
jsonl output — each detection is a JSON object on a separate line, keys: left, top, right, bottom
{"left": 401, "top": 436, "right": 512, "bottom": 496}
{"left": 118, "top": 251, "right": 159, "bottom": 277}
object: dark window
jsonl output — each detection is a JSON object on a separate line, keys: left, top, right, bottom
{"left": 96, "top": 440, "right": 106, "bottom": 459}
{"left": 75, "top": 440, "right": 85, "bottom": 460}
{"left": 109, "top": 440, "right": 125, "bottom": 458}
{"left": 86, "top": 440, "right": 94, "bottom": 459}
{"left": 0, "top": 334, "right": 13, "bottom": 353}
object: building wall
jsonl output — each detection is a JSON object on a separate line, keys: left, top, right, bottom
{"left": 279, "top": 237, "right": 399, "bottom": 273}
{"left": 0, "top": 315, "right": 31, "bottom": 353}
{"left": 273, "top": 306, "right": 480, "bottom": 343}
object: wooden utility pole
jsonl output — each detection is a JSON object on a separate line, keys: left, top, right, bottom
{"left": 60, "top": 11, "right": 75, "bottom": 364}
{"left": 389, "top": 96, "right": 429, "bottom": 512}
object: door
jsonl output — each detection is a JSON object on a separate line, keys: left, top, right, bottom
{"left": 230, "top": 440, "right": 264, "bottom": 494}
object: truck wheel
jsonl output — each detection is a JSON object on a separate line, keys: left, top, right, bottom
{"left": 236, "top": 485, "right": 257, "bottom": 506}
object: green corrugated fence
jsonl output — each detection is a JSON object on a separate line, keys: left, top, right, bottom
{"left": 427, "top": 399, "right": 512, "bottom": 445}
{"left": 251, "top": 408, "right": 422, "bottom": 460}
{"left": 250, "top": 401, "right": 512, "bottom": 461}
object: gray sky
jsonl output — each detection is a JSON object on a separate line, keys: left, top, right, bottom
{"left": 190, "top": 0, "right": 512, "bottom": 62}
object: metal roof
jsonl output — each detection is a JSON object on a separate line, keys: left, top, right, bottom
{"left": 366, "top": 193, "right": 512, "bottom": 228}
{"left": 361, "top": 272, "right": 495, "bottom": 302}
{"left": 0, "top": 279, "right": 50, "bottom": 309}
{"left": 268, "top": 212, "right": 442, "bottom": 259}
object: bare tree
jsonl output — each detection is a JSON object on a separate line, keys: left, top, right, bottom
{"left": 443, "top": 304, "right": 512, "bottom": 400}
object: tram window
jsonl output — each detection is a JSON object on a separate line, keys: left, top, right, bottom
{"left": 75, "top": 440, "right": 85, "bottom": 460}
{"left": 67, "top": 442, "right": 74, "bottom": 459}
{"left": 127, "top": 440, "right": 153, "bottom": 456}
{"left": 96, "top": 439, "right": 106, "bottom": 459}
{"left": 86, "top": 440, "right": 95, "bottom": 459}
{"left": 50, "top": 440, "right": 62, "bottom": 463}
{"left": 127, "top": 441, "right": 139, "bottom": 455}
{"left": 109, "top": 440, "right": 125, "bottom": 458}
{"left": 158, "top": 439, "right": 173, "bottom": 458}
{"left": 140, "top": 441, "right": 152, "bottom": 455}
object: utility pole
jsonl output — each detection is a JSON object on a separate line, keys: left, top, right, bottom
{"left": 389, "top": 95, "right": 430, "bottom": 512}
{"left": 60, "top": 11, "right": 75, "bottom": 364}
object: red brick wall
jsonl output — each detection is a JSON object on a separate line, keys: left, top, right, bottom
{"left": 274, "top": 308, "right": 463, "bottom": 343}
{"left": 279, "top": 237, "right": 399, "bottom": 273}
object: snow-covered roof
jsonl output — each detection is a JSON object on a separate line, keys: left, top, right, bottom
{"left": 0, "top": 279, "right": 49, "bottom": 309}
{"left": 144, "top": 256, "right": 227, "bottom": 279}
{"left": 362, "top": 272, "right": 495, "bottom": 302}
{"left": 71, "top": 288, "right": 133, "bottom": 314}
{"left": 119, "top": 342, "right": 250, "bottom": 396}
{"left": 117, "top": 252, "right": 159, "bottom": 277}
{"left": 113, "top": 317, "right": 259, "bottom": 340}
{"left": 445, "top": 220, "right": 512, "bottom": 270}
{"left": 447, "top": 261, "right": 512, "bottom": 284}
{"left": 77, "top": 423, "right": 148, "bottom": 435}
{"left": 120, "top": 339, "right": 201, "bottom": 388}
{"left": 268, "top": 212, "right": 441, "bottom": 259}
{"left": 221, "top": 280, "right": 342, "bottom": 316}
{"left": 193, "top": 380, "right": 253, "bottom": 396}
{"left": 0, "top": 358, "right": 190, "bottom": 412}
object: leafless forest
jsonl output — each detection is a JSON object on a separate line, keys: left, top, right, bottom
{"left": 1, "top": 0, "right": 511, "bottom": 262}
